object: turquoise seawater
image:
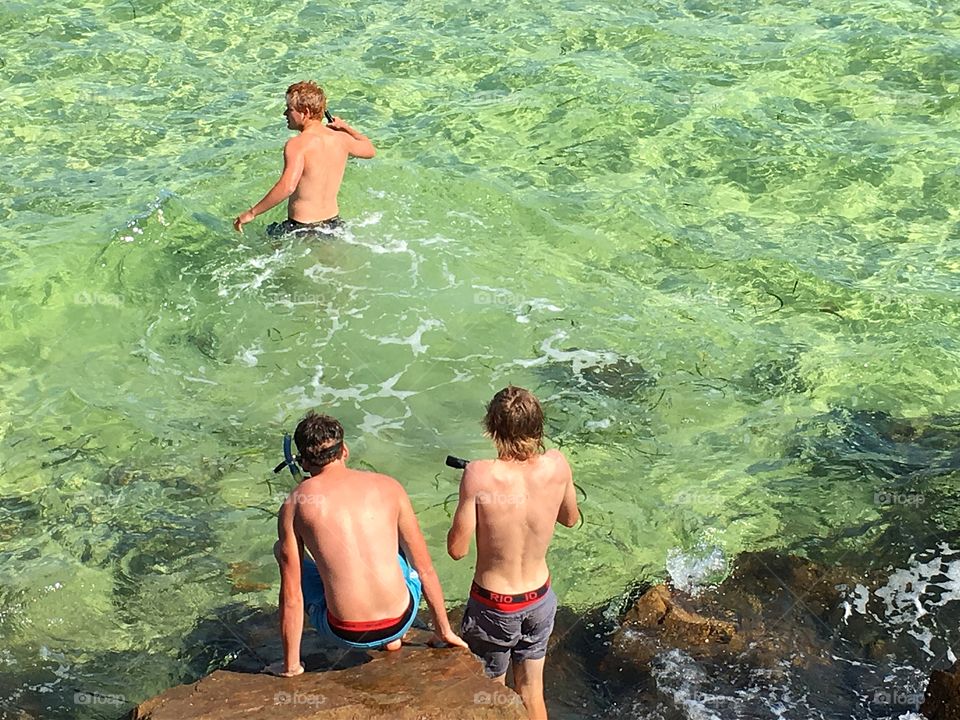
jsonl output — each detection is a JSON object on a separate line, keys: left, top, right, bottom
{"left": 2, "top": 0, "right": 960, "bottom": 717}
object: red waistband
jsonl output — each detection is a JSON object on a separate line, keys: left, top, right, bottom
{"left": 327, "top": 607, "right": 408, "bottom": 632}
{"left": 470, "top": 578, "right": 550, "bottom": 612}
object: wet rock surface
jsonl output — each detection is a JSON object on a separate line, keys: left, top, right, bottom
{"left": 554, "top": 549, "right": 940, "bottom": 718}
{"left": 129, "top": 619, "right": 524, "bottom": 720}
{"left": 922, "top": 662, "right": 960, "bottom": 720}
{"left": 609, "top": 584, "right": 742, "bottom": 668}
{"left": 604, "top": 551, "right": 873, "bottom": 677}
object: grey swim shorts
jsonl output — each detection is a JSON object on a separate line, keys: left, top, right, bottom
{"left": 460, "top": 587, "right": 558, "bottom": 677}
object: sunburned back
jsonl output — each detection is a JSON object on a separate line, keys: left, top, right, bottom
{"left": 473, "top": 450, "right": 569, "bottom": 594}
{"left": 288, "top": 129, "right": 349, "bottom": 222}
{"left": 292, "top": 469, "right": 410, "bottom": 622}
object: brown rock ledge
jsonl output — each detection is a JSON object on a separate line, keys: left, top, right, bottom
{"left": 127, "top": 643, "right": 525, "bottom": 720}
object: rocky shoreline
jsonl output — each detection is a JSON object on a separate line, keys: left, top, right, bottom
{"left": 119, "top": 550, "right": 960, "bottom": 720}
{"left": 127, "top": 635, "right": 525, "bottom": 719}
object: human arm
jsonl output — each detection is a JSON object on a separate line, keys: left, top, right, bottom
{"left": 554, "top": 452, "right": 580, "bottom": 528}
{"left": 326, "top": 117, "right": 376, "bottom": 159}
{"left": 447, "top": 465, "right": 479, "bottom": 560}
{"left": 271, "top": 496, "right": 306, "bottom": 676}
{"left": 397, "top": 486, "right": 468, "bottom": 648}
{"left": 234, "top": 139, "right": 306, "bottom": 233}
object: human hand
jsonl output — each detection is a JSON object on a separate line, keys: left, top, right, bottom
{"left": 326, "top": 116, "right": 351, "bottom": 133}
{"left": 234, "top": 210, "right": 255, "bottom": 233}
{"left": 427, "top": 629, "right": 469, "bottom": 649}
{"left": 263, "top": 660, "right": 305, "bottom": 677}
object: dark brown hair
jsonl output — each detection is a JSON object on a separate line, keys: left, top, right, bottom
{"left": 285, "top": 81, "right": 327, "bottom": 117}
{"left": 483, "top": 386, "right": 545, "bottom": 461}
{"left": 294, "top": 411, "right": 344, "bottom": 470}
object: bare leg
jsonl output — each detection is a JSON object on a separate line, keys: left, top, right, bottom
{"left": 384, "top": 639, "right": 402, "bottom": 651}
{"left": 512, "top": 657, "right": 547, "bottom": 720}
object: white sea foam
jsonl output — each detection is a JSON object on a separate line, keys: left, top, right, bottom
{"left": 446, "top": 209, "right": 488, "bottom": 228}
{"left": 352, "top": 212, "right": 383, "bottom": 227}
{"left": 343, "top": 232, "right": 410, "bottom": 255}
{"left": 213, "top": 246, "right": 293, "bottom": 298}
{"left": 843, "top": 546, "right": 960, "bottom": 658}
{"left": 515, "top": 330, "right": 620, "bottom": 373}
{"left": 115, "top": 191, "right": 172, "bottom": 243}
{"left": 374, "top": 318, "right": 442, "bottom": 356}
{"left": 235, "top": 344, "right": 262, "bottom": 367}
{"left": 665, "top": 543, "right": 727, "bottom": 597}
{"left": 516, "top": 298, "right": 563, "bottom": 324}
{"left": 183, "top": 375, "right": 217, "bottom": 385}
{"left": 375, "top": 370, "right": 418, "bottom": 400}
{"left": 358, "top": 409, "right": 412, "bottom": 436}
{"left": 585, "top": 418, "right": 612, "bottom": 430}
{"left": 303, "top": 262, "right": 348, "bottom": 282}
{"left": 651, "top": 650, "right": 724, "bottom": 720}
{"left": 416, "top": 234, "right": 458, "bottom": 246}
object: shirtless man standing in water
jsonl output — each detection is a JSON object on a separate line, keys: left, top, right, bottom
{"left": 447, "top": 387, "right": 580, "bottom": 719}
{"left": 268, "top": 412, "right": 466, "bottom": 677}
{"left": 233, "top": 81, "right": 375, "bottom": 236}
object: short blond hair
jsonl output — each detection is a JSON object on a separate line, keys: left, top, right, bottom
{"left": 285, "top": 81, "right": 327, "bottom": 117}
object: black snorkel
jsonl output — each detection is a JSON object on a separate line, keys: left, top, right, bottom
{"left": 445, "top": 455, "right": 469, "bottom": 470}
{"left": 324, "top": 109, "right": 334, "bottom": 124}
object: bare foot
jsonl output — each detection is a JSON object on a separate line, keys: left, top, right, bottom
{"left": 384, "top": 639, "right": 402, "bottom": 651}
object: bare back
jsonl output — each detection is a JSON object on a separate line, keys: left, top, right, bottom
{"left": 467, "top": 450, "right": 575, "bottom": 594}
{"left": 287, "top": 129, "right": 350, "bottom": 222}
{"left": 290, "top": 468, "right": 410, "bottom": 622}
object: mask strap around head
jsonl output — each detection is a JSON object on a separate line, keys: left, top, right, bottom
{"left": 313, "top": 440, "right": 343, "bottom": 466}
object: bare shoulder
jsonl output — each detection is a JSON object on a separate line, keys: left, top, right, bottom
{"left": 278, "top": 488, "right": 297, "bottom": 516}
{"left": 542, "top": 449, "right": 571, "bottom": 476}
{"left": 284, "top": 134, "right": 311, "bottom": 153}
{"left": 284, "top": 479, "right": 321, "bottom": 516}
{"left": 464, "top": 459, "right": 494, "bottom": 486}
{"left": 358, "top": 470, "right": 410, "bottom": 502}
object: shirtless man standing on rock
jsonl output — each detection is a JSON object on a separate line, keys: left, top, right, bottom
{"left": 234, "top": 81, "right": 375, "bottom": 237}
{"left": 268, "top": 412, "right": 466, "bottom": 677}
{"left": 447, "top": 386, "right": 580, "bottom": 719}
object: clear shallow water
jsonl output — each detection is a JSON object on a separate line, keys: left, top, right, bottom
{"left": 1, "top": 0, "right": 959, "bottom": 717}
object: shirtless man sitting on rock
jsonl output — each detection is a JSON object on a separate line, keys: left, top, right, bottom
{"left": 234, "top": 81, "right": 375, "bottom": 237}
{"left": 268, "top": 412, "right": 466, "bottom": 677}
{"left": 447, "top": 386, "right": 580, "bottom": 719}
